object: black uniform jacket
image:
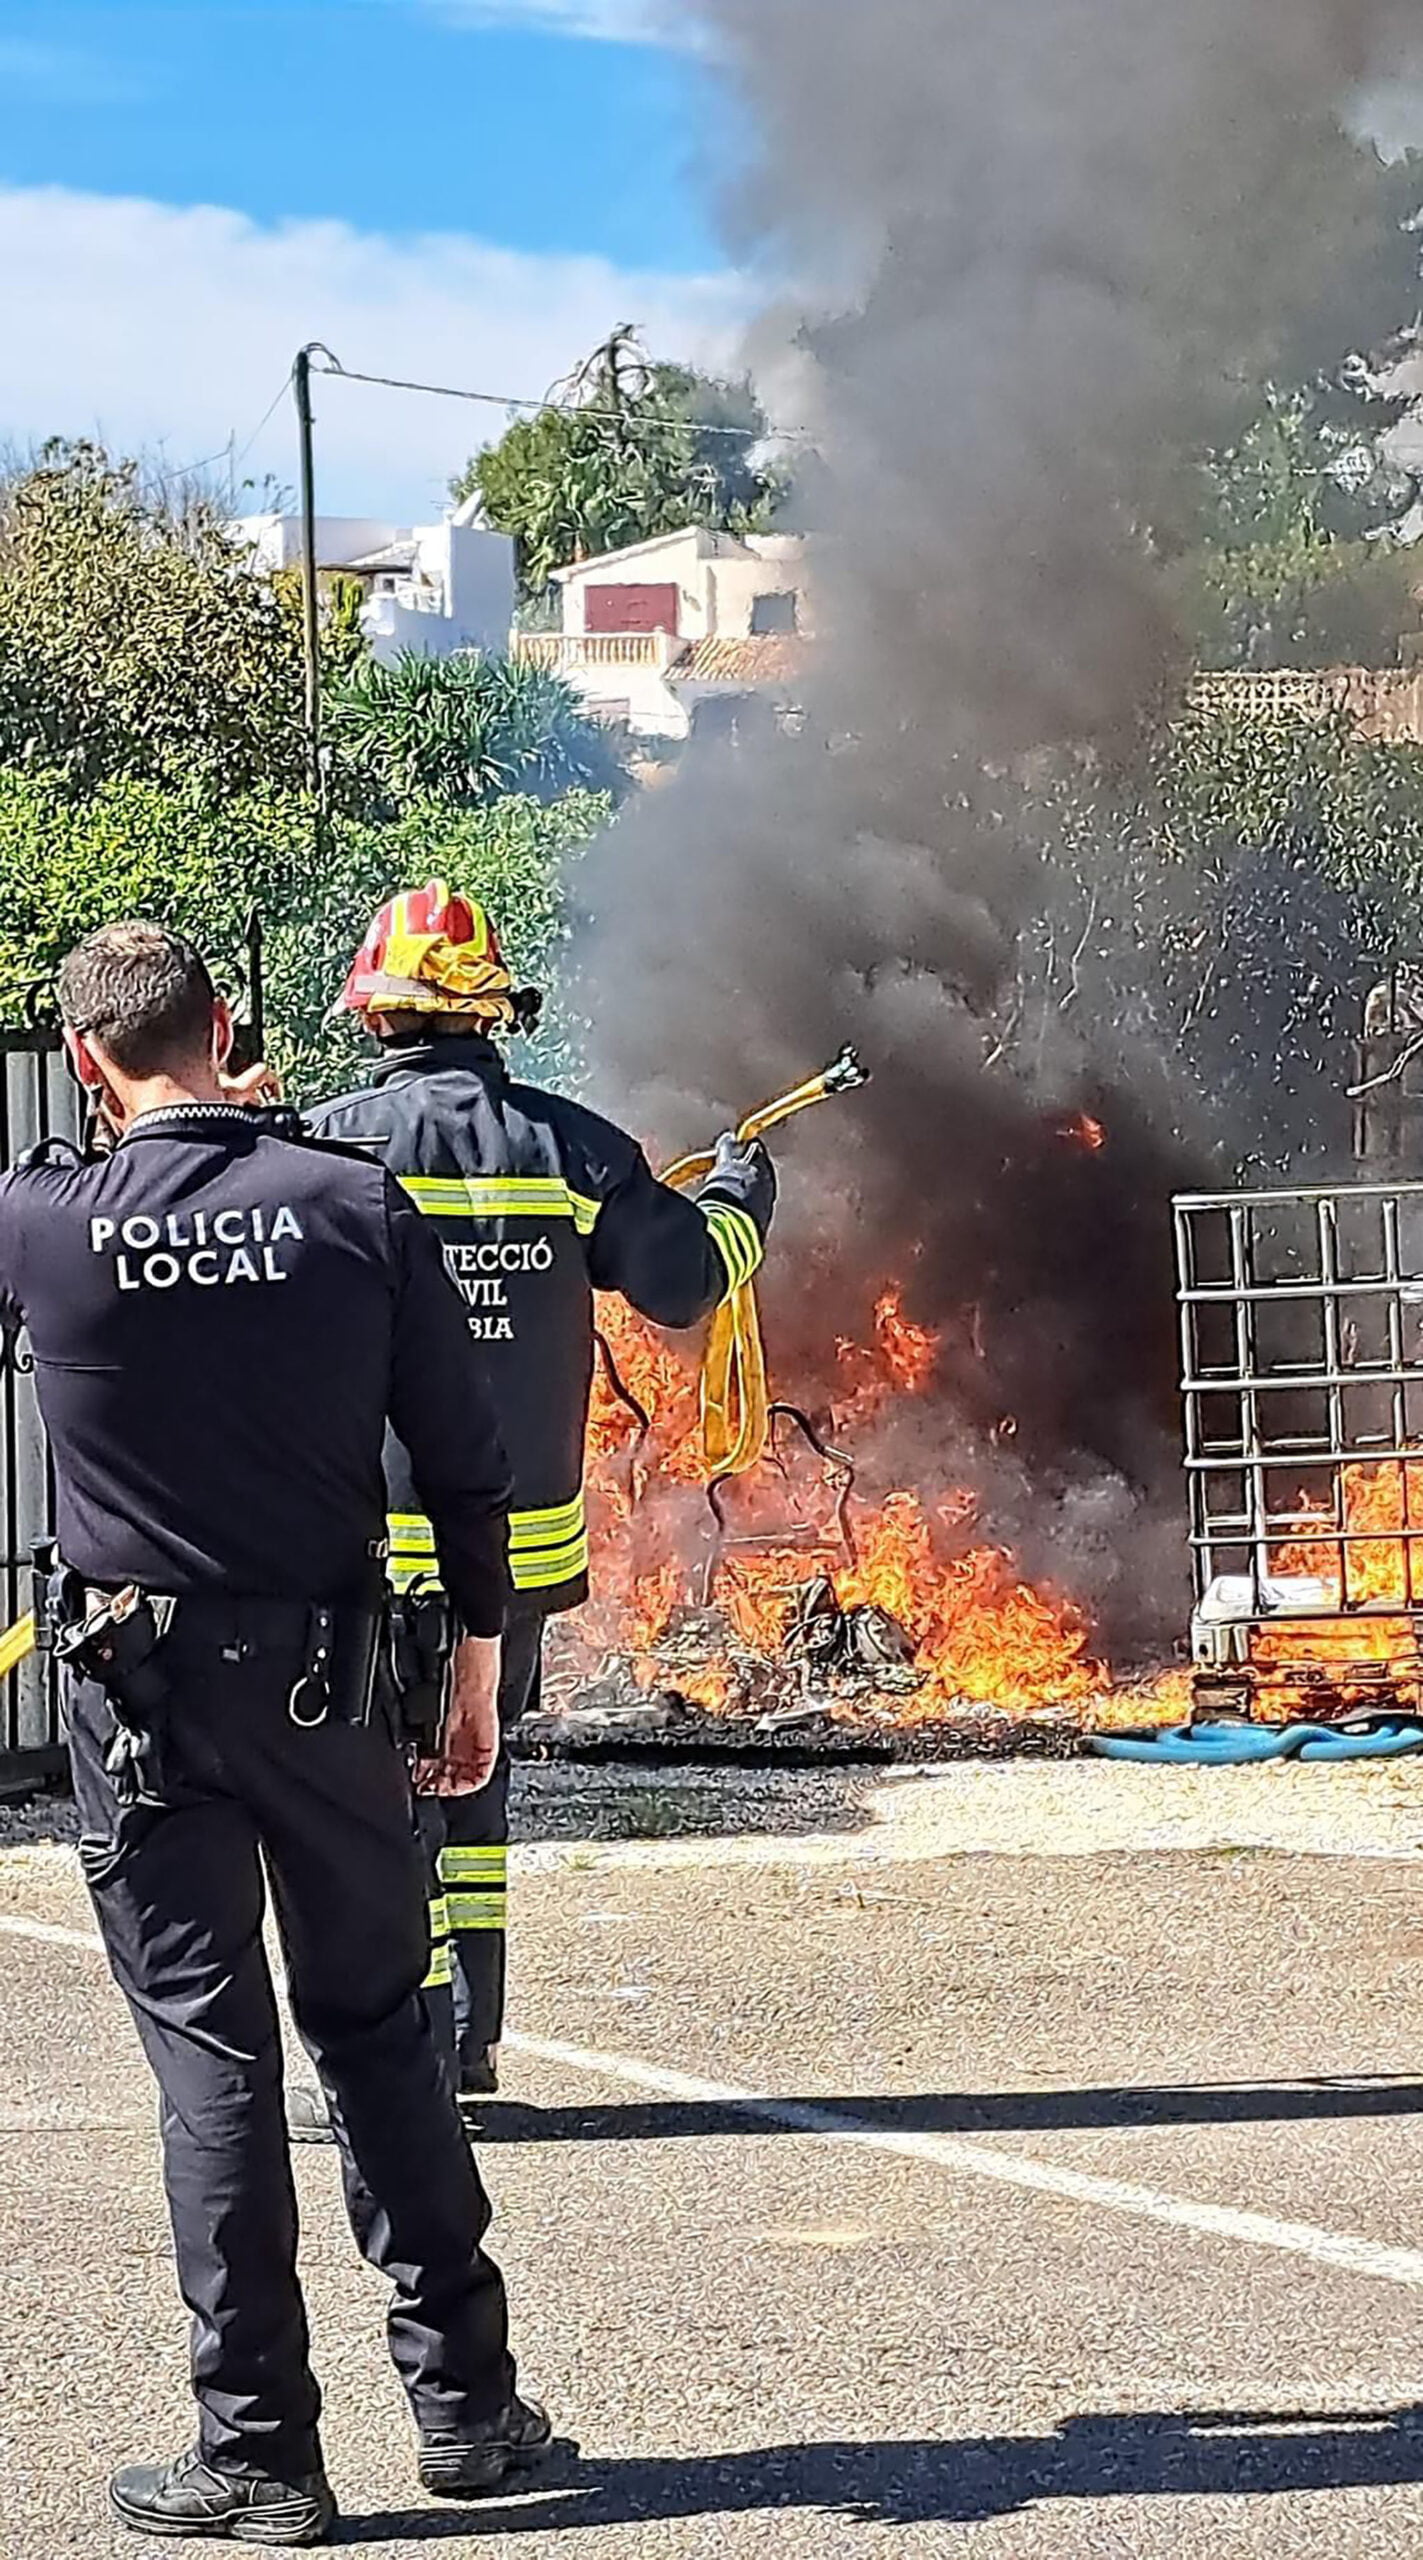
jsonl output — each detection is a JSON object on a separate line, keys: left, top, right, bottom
{"left": 0, "top": 1103, "right": 511, "bottom": 1634}
{"left": 309, "top": 1038, "right": 771, "bottom": 1614}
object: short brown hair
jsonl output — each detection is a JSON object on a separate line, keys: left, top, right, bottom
{"left": 58, "top": 922, "right": 217, "bottom": 1078}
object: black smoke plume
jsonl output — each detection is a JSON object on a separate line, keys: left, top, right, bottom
{"left": 576, "top": 0, "right": 1423, "bottom": 1653}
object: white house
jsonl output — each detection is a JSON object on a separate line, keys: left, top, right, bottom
{"left": 513, "top": 527, "right": 810, "bottom": 740}
{"left": 230, "top": 497, "right": 516, "bottom": 663}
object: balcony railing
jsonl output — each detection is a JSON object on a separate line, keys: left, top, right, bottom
{"left": 512, "top": 631, "right": 675, "bottom": 672}
{"left": 1189, "top": 669, "right": 1423, "bottom": 745}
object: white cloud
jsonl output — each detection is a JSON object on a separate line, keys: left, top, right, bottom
{"left": 0, "top": 185, "right": 748, "bottom": 518}
{"left": 423, "top": 0, "right": 685, "bottom": 44}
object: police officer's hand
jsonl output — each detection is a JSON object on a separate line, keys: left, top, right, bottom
{"left": 220, "top": 1060, "right": 284, "bottom": 1108}
{"left": 420, "top": 1633, "right": 502, "bottom": 1796}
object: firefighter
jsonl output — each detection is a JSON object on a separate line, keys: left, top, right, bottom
{"left": 299, "top": 881, "right": 776, "bottom": 2103}
{"left": 2, "top": 922, "right": 549, "bottom": 2541}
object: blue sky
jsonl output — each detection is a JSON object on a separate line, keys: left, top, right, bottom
{"left": 0, "top": 0, "right": 750, "bottom": 513}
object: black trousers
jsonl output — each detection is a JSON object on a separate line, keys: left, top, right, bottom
{"left": 66, "top": 1604, "right": 514, "bottom": 2482}
{"left": 423, "top": 1610, "right": 544, "bottom": 2076}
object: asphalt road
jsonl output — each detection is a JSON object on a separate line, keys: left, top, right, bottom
{"left": 4, "top": 1769, "right": 1423, "bottom": 2556}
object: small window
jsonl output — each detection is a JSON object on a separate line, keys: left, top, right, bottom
{"left": 750, "top": 589, "right": 799, "bottom": 636}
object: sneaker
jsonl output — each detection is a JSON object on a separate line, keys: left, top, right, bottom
{"left": 109, "top": 2446, "right": 337, "bottom": 2544}
{"left": 418, "top": 2395, "right": 553, "bottom": 2498}
{"left": 285, "top": 2083, "right": 335, "bottom": 2145}
{"left": 459, "top": 2046, "right": 500, "bottom": 2099}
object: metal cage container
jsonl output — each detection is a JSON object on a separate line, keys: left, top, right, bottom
{"left": 1175, "top": 1179, "right": 1423, "bottom": 1715}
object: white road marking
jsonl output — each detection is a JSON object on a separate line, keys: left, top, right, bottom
{"left": 506, "top": 2030, "right": 1423, "bottom": 2294}
{"left": 6, "top": 1911, "right": 1423, "bottom": 2296}
{"left": 0, "top": 1913, "right": 102, "bottom": 1952}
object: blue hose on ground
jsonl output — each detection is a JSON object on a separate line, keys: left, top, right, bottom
{"left": 1294, "top": 1718, "right": 1423, "bottom": 1762}
{"left": 1088, "top": 1715, "right": 1423, "bottom": 1766}
{"left": 1091, "top": 1721, "right": 1297, "bottom": 1765}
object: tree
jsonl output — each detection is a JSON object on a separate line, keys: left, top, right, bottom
{"left": 455, "top": 329, "right": 788, "bottom": 595}
{"left": 1167, "top": 145, "right": 1423, "bottom": 671}
{"left": 1173, "top": 396, "right": 1422, "bottom": 670}
{"left": 0, "top": 768, "right": 612, "bottom": 1098}
{"left": 0, "top": 441, "right": 315, "bottom": 797}
{"left": 326, "top": 648, "right": 627, "bottom": 814}
{"left": 996, "top": 701, "right": 1423, "bottom": 1180}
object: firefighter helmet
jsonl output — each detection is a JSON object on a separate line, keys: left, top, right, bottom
{"left": 339, "top": 882, "right": 540, "bottom": 1031}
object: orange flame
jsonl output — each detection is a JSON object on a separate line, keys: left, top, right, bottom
{"left": 1058, "top": 1112, "right": 1106, "bottom": 1152}
{"left": 1252, "top": 1457, "right": 1423, "bottom": 1705}
{"left": 576, "top": 1283, "right": 1104, "bottom": 1719}
{"left": 835, "top": 1491, "right": 1098, "bottom": 1716}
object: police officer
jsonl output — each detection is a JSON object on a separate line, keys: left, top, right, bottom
{"left": 0, "top": 922, "right": 549, "bottom": 2544}
{"left": 302, "top": 882, "right": 776, "bottom": 2101}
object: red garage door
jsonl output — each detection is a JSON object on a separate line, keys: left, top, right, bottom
{"left": 585, "top": 582, "right": 680, "bottom": 636}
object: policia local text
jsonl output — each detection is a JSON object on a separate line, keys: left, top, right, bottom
{"left": 89, "top": 1204, "right": 305, "bottom": 1291}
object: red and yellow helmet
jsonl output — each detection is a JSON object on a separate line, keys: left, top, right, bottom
{"left": 339, "top": 882, "right": 534, "bottom": 1031}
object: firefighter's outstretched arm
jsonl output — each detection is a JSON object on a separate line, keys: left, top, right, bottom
{"left": 385, "top": 1184, "right": 511, "bottom": 1635}
{"left": 585, "top": 1139, "right": 777, "bottom": 1330}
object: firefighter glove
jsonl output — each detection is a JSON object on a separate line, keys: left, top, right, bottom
{"left": 701, "top": 1132, "right": 778, "bottom": 1237}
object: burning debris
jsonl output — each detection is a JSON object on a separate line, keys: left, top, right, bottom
{"left": 544, "top": 1282, "right": 1120, "bottom": 1738}
{"left": 786, "top": 1577, "right": 918, "bottom": 1684}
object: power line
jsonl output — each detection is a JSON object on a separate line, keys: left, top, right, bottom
{"left": 305, "top": 349, "right": 816, "bottom": 446}
{"left": 144, "top": 378, "right": 294, "bottom": 501}
{"left": 231, "top": 378, "right": 297, "bottom": 482}
{"left": 147, "top": 441, "right": 241, "bottom": 492}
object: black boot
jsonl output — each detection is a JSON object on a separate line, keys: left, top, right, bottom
{"left": 109, "top": 2447, "right": 337, "bottom": 2545}
{"left": 418, "top": 2395, "right": 553, "bottom": 2498}
{"left": 459, "top": 2044, "right": 500, "bottom": 2099}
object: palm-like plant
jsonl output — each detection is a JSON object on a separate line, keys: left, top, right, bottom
{"left": 328, "top": 649, "right": 625, "bottom": 813}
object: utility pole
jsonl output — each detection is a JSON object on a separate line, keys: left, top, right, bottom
{"left": 292, "top": 344, "right": 324, "bottom": 806}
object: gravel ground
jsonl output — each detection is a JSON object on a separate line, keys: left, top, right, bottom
{"left": 7, "top": 1752, "right": 1423, "bottom": 1864}
{"left": 0, "top": 1759, "right": 875, "bottom": 1853}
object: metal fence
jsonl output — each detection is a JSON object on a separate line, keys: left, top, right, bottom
{"left": 1188, "top": 669, "right": 1423, "bottom": 745}
{"left": 0, "top": 1035, "right": 80, "bottom": 1784}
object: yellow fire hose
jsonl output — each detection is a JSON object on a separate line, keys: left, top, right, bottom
{"left": 0, "top": 1611, "right": 35, "bottom": 1680}
{"left": 662, "top": 1046, "right": 869, "bottom": 1479}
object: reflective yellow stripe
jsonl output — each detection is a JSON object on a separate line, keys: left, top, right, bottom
{"left": 512, "top": 1537, "right": 589, "bottom": 1592}
{"left": 441, "top": 1847, "right": 508, "bottom": 1882}
{"left": 398, "top": 1171, "right": 603, "bottom": 1237}
{"left": 447, "top": 1892, "right": 507, "bottom": 1932}
{"left": 388, "top": 1513, "right": 436, "bottom": 1595}
{"left": 702, "top": 1200, "right": 765, "bottom": 1299}
{"left": 509, "top": 1492, "right": 588, "bottom": 1590}
{"left": 394, "top": 1543, "right": 586, "bottom": 1595}
{"left": 401, "top": 1174, "right": 578, "bottom": 1220}
{"left": 509, "top": 1496, "right": 584, "bottom": 1546}
{"left": 389, "top": 1500, "right": 589, "bottom": 1595}
{"left": 423, "top": 1891, "right": 455, "bottom": 1991}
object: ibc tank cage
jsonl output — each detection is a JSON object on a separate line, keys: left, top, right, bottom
{"left": 1175, "top": 1180, "right": 1423, "bottom": 1715}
